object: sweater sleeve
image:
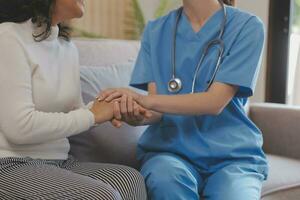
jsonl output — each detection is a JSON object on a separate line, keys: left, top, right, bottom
{"left": 0, "top": 33, "right": 95, "bottom": 145}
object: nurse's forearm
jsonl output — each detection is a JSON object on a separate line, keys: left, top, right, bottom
{"left": 141, "top": 93, "right": 221, "bottom": 115}
{"left": 138, "top": 83, "right": 237, "bottom": 116}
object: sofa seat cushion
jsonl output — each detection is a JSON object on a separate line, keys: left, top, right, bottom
{"left": 262, "top": 154, "right": 300, "bottom": 199}
{"left": 69, "top": 123, "right": 146, "bottom": 169}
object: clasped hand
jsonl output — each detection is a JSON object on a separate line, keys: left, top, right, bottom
{"left": 96, "top": 88, "right": 152, "bottom": 127}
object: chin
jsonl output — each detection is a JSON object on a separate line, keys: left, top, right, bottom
{"left": 76, "top": 9, "right": 85, "bottom": 18}
{"left": 75, "top": 0, "right": 85, "bottom": 18}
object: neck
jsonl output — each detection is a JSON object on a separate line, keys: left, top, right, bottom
{"left": 183, "top": 0, "right": 221, "bottom": 30}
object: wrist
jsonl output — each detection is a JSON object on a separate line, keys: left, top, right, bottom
{"left": 89, "top": 108, "right": 109, "bottom": 124}
{"left": 89, "top": 109, "right": 98, "bottom": 125}
{"left": 144, "top": 95, "right": 155, "bottom": 110}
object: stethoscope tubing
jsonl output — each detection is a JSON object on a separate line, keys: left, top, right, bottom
{"left": 170, "top": 0, "right": 227, "bottom": 94}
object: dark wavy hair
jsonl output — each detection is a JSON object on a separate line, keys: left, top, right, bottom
{"left": 0, "top": 0, "right": 71, "bottom": 41}
{"left": 223, "top": 0, "right": 235, "bottom": 6}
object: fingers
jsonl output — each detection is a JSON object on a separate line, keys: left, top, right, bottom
{"left": 120, "top": 95, "right": 128, "bottom": 117}
{"left": 133, "top": 102, "right": 141, "bottom": 120}
{"left": 107, "top": 95, "right": 150, "bottom": 127}
{"left": 110, "top": 92, "right": 150, "bottom": 126}
{"left": 139, "top": 106, "right": 147, "bottom": 114}
{"left": 113, "top": 95, "right": 139, "bottom": 121}
{"left": 104, "top": 92, "right": 122, "bottom": 102}
{"left": 135, "top": 104, "right": 152, "bottom": 119}
{"left": 113, "top": 101, "right": 122, "bottom": 120}
{"left": 97, "top": 88, "right": 141, "bottom": 103}
{"left": 127, "top": 95, "right": 134, "bottom": 117}
{"left": 144, "top": 110, "right": 153, "bottom": 118}
{"left": 96, "top": 89, "right": 115, "bottom": 101}
{"left": 133, "top": 102, "right": 139, "bottom": 117}
{"left": 111, "top": 100, "right": 122, "bottom": 128}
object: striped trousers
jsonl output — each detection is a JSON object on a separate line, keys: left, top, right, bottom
{"left": 0, "top": 156, "right": 147, "bottom": 200}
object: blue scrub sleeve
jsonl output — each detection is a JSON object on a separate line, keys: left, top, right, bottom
{"left": 214, "top": 16, "right": 265, "bottom": 97}
{"left": 130, "top": 24, "right": 154, "bottom": 91}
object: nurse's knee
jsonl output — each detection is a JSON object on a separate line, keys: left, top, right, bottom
{"left": 203, "top": 165, "right": 263, "bottom": 200}
{"left": 141, "top": 154, "right": 198, "bottom": 191}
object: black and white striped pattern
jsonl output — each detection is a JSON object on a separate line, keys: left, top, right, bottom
{"left": 0, "top": 157, "right": 147, "bottom": 200}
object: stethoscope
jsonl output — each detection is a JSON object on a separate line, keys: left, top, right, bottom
{"left": 168, "top": 0, "right": 227, "bottom": 94}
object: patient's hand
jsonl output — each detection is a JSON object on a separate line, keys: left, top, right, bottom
{"left": 89, "top": 99, "right": 116, "bottom": 124}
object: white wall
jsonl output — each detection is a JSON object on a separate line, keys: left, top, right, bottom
{"left": 236, "top": 0, "right": 270, "bottom": 102}
{"left": 139, "top": 0, "right": 181, "bottom": 21}
{"left": 139, "top": 0, "right": 161, "bottom": 20}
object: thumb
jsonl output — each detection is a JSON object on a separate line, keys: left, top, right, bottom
{"left": 144, "top": 110, "right": 153, "bottom": 118}
{"left": 139, "top": 107, "right": 152, "bottom": 118}
{"left": 139, "top": 107, "right": 146, "bottom": 114}
{"left": 111, "top": 118, "right": 123, "bottom": 128}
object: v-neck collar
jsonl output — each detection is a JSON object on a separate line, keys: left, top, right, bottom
{"left": 178, "top": 6, "right": 226, "bottom": 41}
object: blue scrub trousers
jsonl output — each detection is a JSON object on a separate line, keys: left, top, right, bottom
{"left": 141, "top": 153, "right": 264, "bottom": 200}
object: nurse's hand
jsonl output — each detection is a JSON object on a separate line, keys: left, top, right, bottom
{"left": 97, "top": 88, "right": 141, "bottom": 102}
{"left": 97, "top": 88, "right": 152, "bottom": 109}
{"left": 113, "top": 96, "right": 152, "bottom": 126}
{"left": 97, "top": 88, "right": 152, "bottom": 125}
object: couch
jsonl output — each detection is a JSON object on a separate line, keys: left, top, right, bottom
{"left": 70, "top": 38, "right": 300, "bottom": 200}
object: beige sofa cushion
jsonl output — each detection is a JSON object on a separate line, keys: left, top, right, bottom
{"left": 74, "top": 38, "right": 140, "bottom": 67}
{"left": 262, "top": 155, "right": 300, "bottom": 199}
{"left": 250, "top": 103, "right": 300, "bottom": 160}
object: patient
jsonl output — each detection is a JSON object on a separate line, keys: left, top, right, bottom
{"left": 0, "top": 0, "right": 147, "bottom": 199}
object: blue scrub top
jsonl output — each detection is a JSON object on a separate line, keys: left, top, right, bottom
{"left": 130, "top": 6, "right": 268, "bottom": 177}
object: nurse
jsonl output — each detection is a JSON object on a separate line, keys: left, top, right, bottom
{"left": 99, "top": 0, "right": 268, "bottom": 199}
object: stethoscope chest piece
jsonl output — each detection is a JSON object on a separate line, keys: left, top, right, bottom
{"left": 168, "top": 78, "right": 182, "bottom": 93}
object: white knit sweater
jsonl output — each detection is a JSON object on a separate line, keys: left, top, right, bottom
{"left": 0, "top": 20, "right": 95, "bottom": 160}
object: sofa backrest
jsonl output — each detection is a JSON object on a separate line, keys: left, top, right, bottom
{"left": 69, "top": 38, "right": 144, "bottom": 169}
{"left": 74, "top": 38, "right": 140, "bottom": 66}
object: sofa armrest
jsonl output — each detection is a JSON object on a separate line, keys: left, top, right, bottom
{"left": 249, "top": 103, "right": 300, "bottom": 160}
